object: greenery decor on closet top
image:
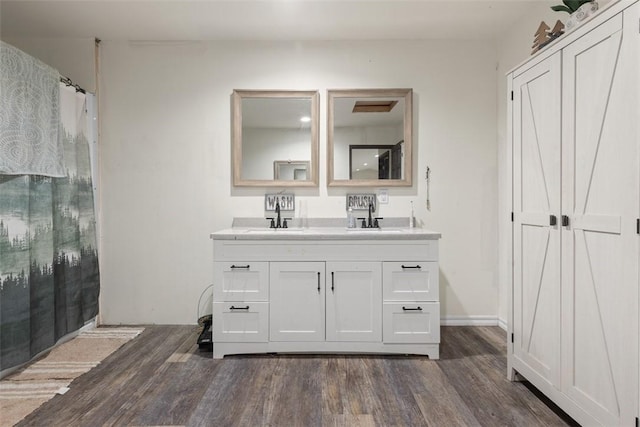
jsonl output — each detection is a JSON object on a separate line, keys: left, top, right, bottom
{"left": 551, "top": 0, "right": 593, "bottom": 13}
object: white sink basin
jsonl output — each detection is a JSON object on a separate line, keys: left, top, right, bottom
{"left": 346, "top": 228, "right": 405, "bottom": 233}
{"left": 242, "top": 228, "right": 307, "bottom": 233}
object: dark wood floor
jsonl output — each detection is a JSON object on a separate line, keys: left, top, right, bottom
{"left": 18, "top": 325, "right": 577, "bottom": 427}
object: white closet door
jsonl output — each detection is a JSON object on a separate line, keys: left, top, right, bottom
{"left": 512, "top": 52, "right": 562, "bottom": 389}
{"left": 561, "top": 11, "right": 639, "bottom": 426}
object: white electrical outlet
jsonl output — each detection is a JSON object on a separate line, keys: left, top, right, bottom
{"left": 378, "top": 189, "right": 389, "bottom": 204}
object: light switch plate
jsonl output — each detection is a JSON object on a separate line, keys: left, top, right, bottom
{"left": 378, "top": 189, "right": 389, "bottom": 204}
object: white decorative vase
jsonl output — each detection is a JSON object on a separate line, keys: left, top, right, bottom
{"left": 566, "top": 1, "right": 599, "bottom": 30}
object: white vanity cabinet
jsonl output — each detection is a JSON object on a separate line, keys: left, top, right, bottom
{"left": 210, "top": 228, "right": 441, "bottom": 359}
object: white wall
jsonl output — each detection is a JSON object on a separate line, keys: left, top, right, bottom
{"left": 99, "top": 40, "right": 498, "bottom": 324}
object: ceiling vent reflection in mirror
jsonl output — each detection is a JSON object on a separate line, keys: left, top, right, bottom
{"left": 352, "top": 100, "right": 398, "bottom": 113}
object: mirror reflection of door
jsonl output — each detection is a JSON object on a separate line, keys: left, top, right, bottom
{"left": 273, "top": 160, "right": 309, "bottom": 180}
{"left": 391, "top": 141, "right": 402, "bottom": 179}
{"left": 349, "top": 143, "right": 403, "bottom": 180}
{"left": 378, "top": 151, "right": 390, "bottom": 179}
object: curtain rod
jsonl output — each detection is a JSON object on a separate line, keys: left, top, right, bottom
{"left": 60, "top": 76, "right": 86, "bottom": 94}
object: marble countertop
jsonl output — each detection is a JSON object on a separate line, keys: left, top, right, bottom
{"left": 210, "top": 218, "right": 441, "bottom": 241}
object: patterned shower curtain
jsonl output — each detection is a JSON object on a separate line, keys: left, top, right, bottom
{"left": 0, "top": 84, "right": 100, "bottom": 372}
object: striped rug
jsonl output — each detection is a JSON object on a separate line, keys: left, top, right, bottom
{"left": 0, "top": 327, "right": 144, "bottom": 426}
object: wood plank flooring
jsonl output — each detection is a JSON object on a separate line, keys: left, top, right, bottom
{"left": 17, "top": 326, "right": 578, "bottom": 427}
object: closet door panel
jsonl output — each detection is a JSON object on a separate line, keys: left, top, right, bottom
{"left": 512, "top": 52, "right": 562, "bottom": 388}
{"left": 561, "top": 10, "right": 639, "bottom": 425}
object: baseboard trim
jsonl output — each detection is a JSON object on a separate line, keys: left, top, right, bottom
{"left": 440, "top": 315, "right": 499, "bottom": 326}
{"left": 497, "top": 318, "right": 508, "bottom": 331}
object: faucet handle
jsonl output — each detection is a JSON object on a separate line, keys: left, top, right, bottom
{"left": 282, "top": 218, "right": 292, "bottom": 228}
{"left": 357, "top": 218, "right": 367, "bottom": 228}
{"left": 266, "top": 217, "right": 276, "bottom": 228}
{"left": 373, "top": 217, "right": 383, "bottom": 228}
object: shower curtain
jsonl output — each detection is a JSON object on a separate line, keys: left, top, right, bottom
{"left": 0, "top": 84, "right": 100, "bottom": 372}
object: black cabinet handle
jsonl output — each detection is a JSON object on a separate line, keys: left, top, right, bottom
{"left": 562, "top": 215, "right": 570, "bottom": 227}
{"left": 401, "top": 265, "right": 422, "bottom": 269}
{"left": 331, "top": 272, "right": 335, "bottom": 292}
{"left": 550, "top": 215, "right": 557, "bottom": 226}
{"left": 402, "top": 306, "right": 423, "bottom": 311}
{"left": 317, "top": 272, "right": 321, "bottom": 292}
{"left": 230, "top": 265, "right": 250, "bottom": 270}
{"left": 230, "top": 305, "right": 249, "bottom": 310}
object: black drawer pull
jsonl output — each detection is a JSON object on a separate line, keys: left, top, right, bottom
{"left": 401, "top": 265, "right": 422, "bottom": 269}
{"left": 562, "top": 215, "right": 570, "bottom": 227}
{"left": 317, "top": 272, "right": 321, "bottom": 292}
{"left": 230, "top": 265, "right": 250, "bottom": 270}
{"left": 402, "top": 306, "right": 423, "bottom": 311}
{"left": 331, "top": 272, "right": 335, "bottom": 292}
{"left": 230, "top": 305, "right": 249, "bottom": 311}
{"left": 550, "top": 215, "right": 557, "bottom": 226}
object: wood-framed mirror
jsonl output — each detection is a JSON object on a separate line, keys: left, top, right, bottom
{"left": 233, "top": 90, "right": 319, "bottom": 187}
{"left": 327, "top": 88, "right": 412, "bottom": 187}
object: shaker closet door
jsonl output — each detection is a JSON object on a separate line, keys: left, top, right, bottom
{"left": 561, "top": 11, "right": 639, "bottom": 425}
{"left": 512, "top": 52, "right": 562, "bottom": 390}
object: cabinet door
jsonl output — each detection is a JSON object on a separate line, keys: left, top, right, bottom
{"left": 383, "top": 262, "right": 438, "bottom": 301}
{"left": 213, "top": 262, "right": 269, "bottom": 301}
{"left": 512, "top": 52, "right": 562, "bottom": 388}
{"left": 326, "top": 262, "right": 382, "bottom": 342}
{"left": 270, "top": 262, "right": 325, "bottom": 342}
{"left": 561, "top": 12, "right": 639, "bottom": 425}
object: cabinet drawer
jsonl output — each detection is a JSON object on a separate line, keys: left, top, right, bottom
{"left": 213, "top": 302, "right": 268, "bottom": 342}
{"left": 213, "top": 262, "right": 268, "bottom": 301}
{"left": 383, "top": 302, "right": 440, "bottom": 344}
{"left": 383, "top": 262, "right": 439, "bottom": 301}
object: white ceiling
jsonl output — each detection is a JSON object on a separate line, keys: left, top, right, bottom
{"left": 0, "top": 0, "right": 539, "bottom": 41}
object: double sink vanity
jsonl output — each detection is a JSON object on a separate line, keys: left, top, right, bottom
{"left": 210, "top": 219, "right": 441, "bottom": 359}
{"left": 216, "top": 87, "right": 440, "bottom": 359}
